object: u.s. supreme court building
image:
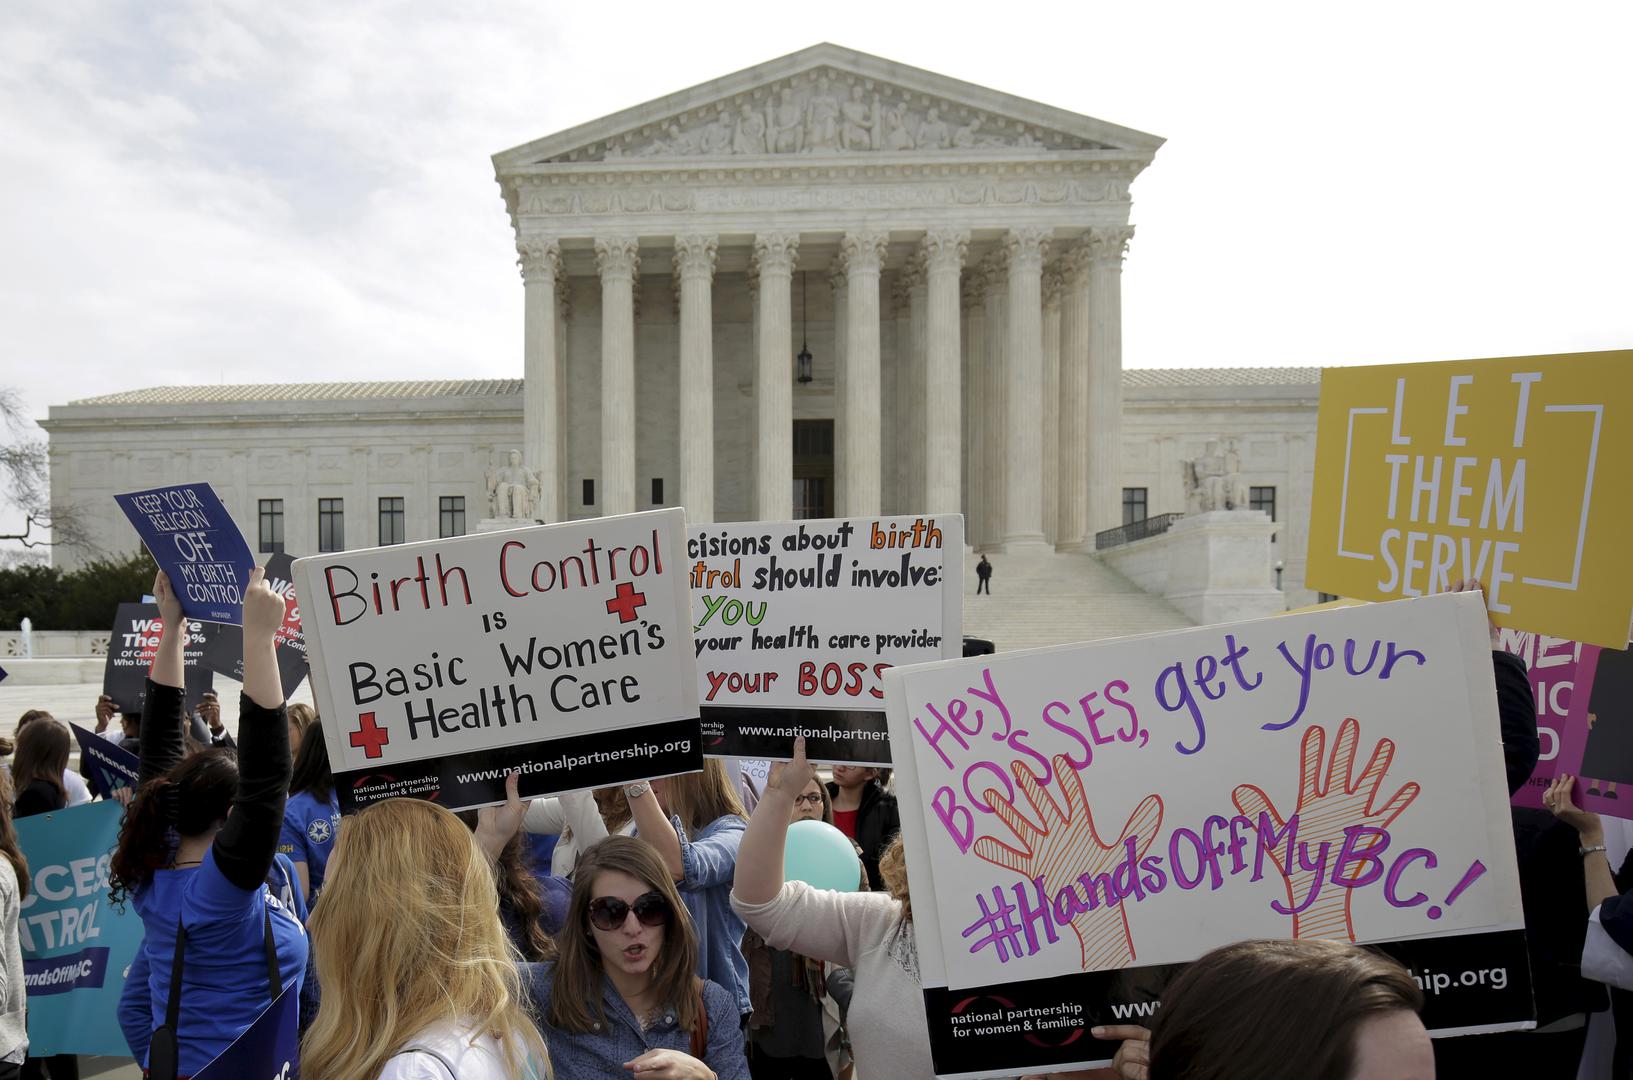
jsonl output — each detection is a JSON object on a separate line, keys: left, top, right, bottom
{"left": 43, "top": 45, "right": 1326, "bottom": 636}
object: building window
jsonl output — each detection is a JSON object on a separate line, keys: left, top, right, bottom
{"left": 583, "top": 479, "right": 595, "bottom": 507}
{"left": 439, "top": 496, "right": 466, "bottom": 538}
{"left": 257, "top": 500, "right": 284, "bottom": 554}
{"left": 651, "top": 478, "right": 664, "bottom": 505}
{"left": 1250, "top": 485, "right": 1277, "bottom": 520}
{"left": 378, "top": 497, "right": 406, "bottom": 545}
{"left": 1318, "top": 592, "right": 1340, "bottom": 604}
{"left": 1122, "top": 487, "right": 1148, "bottom": 525}
{"left": 318, "top": 498, "right": 345, "bottom": 553}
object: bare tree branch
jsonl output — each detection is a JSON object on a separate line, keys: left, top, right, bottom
{"left": 0, "top": 385, "right": 99, "bottom": 556}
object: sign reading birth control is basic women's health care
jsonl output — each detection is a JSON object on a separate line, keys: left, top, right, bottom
{"left": 690, "top": 515, "right": 962, "bottom": 765}
{"left": 885, "top": 594, "right": 1531, "bottom": 1078}
{"left": 294, "top": 509, "right": 700, "bottom": 813}
{"left": 1308, "top": 350, "right": 1633, "bottom": 647}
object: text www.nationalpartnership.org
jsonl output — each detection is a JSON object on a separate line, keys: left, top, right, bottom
{"left": 1105, "top": 965, "right": 1508, "bottom": 1021}
{"left": 455, "top": 739, "right": 693, "bottom": 785}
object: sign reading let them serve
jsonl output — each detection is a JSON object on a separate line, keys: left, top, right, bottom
{"left": 1309, "top": 350, "right": 1633, "bottom": 647}
{"left": 293, "top": 509, "right": 700, "bottom": 813}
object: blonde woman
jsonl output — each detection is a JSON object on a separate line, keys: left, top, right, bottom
{"left": 525, "top": 836, "right": 749, "bottom": 1079}
{"left": 302, "top": 790, "right": 550, "bottom": 1079}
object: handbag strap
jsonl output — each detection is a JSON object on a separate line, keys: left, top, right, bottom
{"left": 165, "top": 891, "right": 284, "bottom": 1028}
{"left": 689, "top": 977, "right": 708, "bottom": 1059}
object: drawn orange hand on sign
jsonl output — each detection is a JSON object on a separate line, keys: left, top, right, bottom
{"left": 1231, "top": 717, "right": 1420, "bottom": 940}
{"left": 974, "top": 756, "right": 1163, "bottom": 971}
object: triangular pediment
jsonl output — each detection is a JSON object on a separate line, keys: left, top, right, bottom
{"left": 493, "top": 43, "right": 1163, "bottom": 169}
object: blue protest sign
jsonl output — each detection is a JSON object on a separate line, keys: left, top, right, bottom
{"left": 69, "top": 723, "right": 140, "bottom": 800}
{"left": 15, "top": 801, "right": 146, "bottom": 1056}
{"left": 0, "top": 663, "right": 7, "bottom": 684}
{"left": 114, "top": 484, "right": 256, "bottom": 625}
{"left": 194, "top": 982, "right": 300, "bottom": 1080}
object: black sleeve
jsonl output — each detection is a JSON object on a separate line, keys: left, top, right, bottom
{"left": 138, "top": 677, "right": 187, "bottom": 785}
{"left": 1492, "top": 650, "right": 1540, "bottom": 797}
{"left": 14, "top": 784, "right": 57, "bottom": 820}
{"left": 211, "top": 729, "right": 237, "bottom": 751}
{"left": 210, "top": 693, "right": 292, "bottom": 892}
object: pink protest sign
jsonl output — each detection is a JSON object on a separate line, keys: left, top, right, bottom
{"left": 1557, "top": 644, "right": 1633, "bottom": 818}
{"left": 1498, "top": 630, "right": 1588, "bottom": 810}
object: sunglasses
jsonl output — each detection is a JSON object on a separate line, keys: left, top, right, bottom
{"left": 588, "top": 891, "right": 671, "bottom": 932}
{"left": 793, "top": 792, "right": 824, "bottom": 806}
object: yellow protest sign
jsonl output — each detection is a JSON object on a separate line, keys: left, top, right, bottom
{"left": 1308, "top": 350, "right": 1633, "bottom": 647}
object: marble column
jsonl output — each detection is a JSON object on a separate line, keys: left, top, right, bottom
{"left": 980, "top": 253, "right": 1007, "bottom": 548}
{"left": 1041, "top": 266, "right": 1064, "bottom": 545}
{"left": 841, "top": 230, "right": 888, "bottom": 516}
{"left": 830, "top": 265, "right": 849, "bottom": 514}
{"left": 1003, "top": 228, "right": 1051, "bottom": 548}
{"left": 595, "top": 236, "right": 639, "bottom": 516}
{"left": 753, "top": 232, "right": 799, "bottom": 521}
{"left": 1087, "top": 226, "right": 1134, "bottom": 538}
{"left": 1056, "top": 243, "right": 1092, "bottom": 549}
{"left": 556, "top": 283, "right": 571, "bottom": 516}
{"left": 923, "top": 229, "right": 968, "bottom": 517}
{"left": 962, "top": 273, "right": 987, "bottom": 546}
{"left": 891, "top": 272, "right": 912, "bottom": 513}
{"left": 674, "top": 235, "right": 718, "bottom": 523}
{"left": 518, "top": 238, "right": 561, "bottom": 522}
{"left": 905, "top": 254, "right": 929, "bottom": 512}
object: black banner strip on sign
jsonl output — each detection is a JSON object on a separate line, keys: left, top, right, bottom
{"left": 333, "top": 718, "right": 703, "bottom": 813}
{"left": 921, "top": 928, "right": 1533, "bottom": 1075}
{"left": 698, "top": 705, "right": 892, "bottom": 763}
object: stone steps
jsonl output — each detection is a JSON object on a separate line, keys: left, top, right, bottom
{"left": 960, "top": 548, "right": 1194, "bottom": 652}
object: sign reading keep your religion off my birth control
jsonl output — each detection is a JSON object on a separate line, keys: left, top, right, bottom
{"left": 293, "top": 509, "right": 700, "bottom": 813}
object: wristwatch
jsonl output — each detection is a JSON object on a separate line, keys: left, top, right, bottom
{"left": 623, "top": 781, "right": 651, "bottom": 800}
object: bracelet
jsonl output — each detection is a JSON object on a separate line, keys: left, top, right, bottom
{"left": 1580, "top": 844, "right": 1608, "bottom": 857}
{"left": 623, "top": 782, "right": 651, "bottom": 800}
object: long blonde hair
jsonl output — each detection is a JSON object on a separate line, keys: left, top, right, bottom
{"left": 549, "top": 836, "right": 702, "bottom": 1035}
{"left": 301, "top": 799, "right": 550, "bottom": 1079}
{"left": 662, "top": 759, "right": 745, "bottom": 833}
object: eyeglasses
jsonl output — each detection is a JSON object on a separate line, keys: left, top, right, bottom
{"left": 587, "top": 891, "right": 671, "bottom": 931}
{"left": 793, "top": 793, "right": 824, "bottom": 806}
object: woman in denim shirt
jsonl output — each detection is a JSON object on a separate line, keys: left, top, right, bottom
{"left": 525, "top": 837, "right": 749, "bottom": 1080}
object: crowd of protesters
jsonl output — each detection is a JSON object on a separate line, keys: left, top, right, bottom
{"left": 0, "top": 568, "right": 1629, "bottom": 1079}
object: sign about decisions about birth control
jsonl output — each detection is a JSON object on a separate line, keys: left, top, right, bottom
{"left": 293, "top": 509, "right": 700, "bottom": 813}
{"left": 885, "top": 594, "right": 1531, "bottom": 1078}
{"left": 690, "top": 515, "right": 962, "bottom": 765}
{"left": 114, "top": 483, "right": 258, "bottom": 625}
{"left": 1308, "top": 350, "right": 1633, "bottom": 647}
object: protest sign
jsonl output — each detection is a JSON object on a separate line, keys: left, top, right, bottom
{"left": 194, "top": 983, "right": 299, "bottom": 1080}
{"left": 293, "top": 509, "right": 700, "bottom": 813}
{"left": 101, "top": 602, "right": 214, "bottom": 714}
{"left": 1307, "top": 350, "right": 1633, "bottom": 647}
{"left": 691, "top": 515, "right": 962, "bottom": 763}
{"left": 115, "top": 483, "right": 257, "bottom": 625}
{"left": 201, "top": 552, "right": 309, "bottom": 698}
{"left": 1556, "top": 644, "right": 1633, "bottom": 817}
{"left": 885, "top": 594, "right": 1529, "bottom": 1077}
{"left": 15, "top": 801, "right": 146, "bottom": 1056}
{"left": 1495, "top": 628, "right": 1587, "bottom": 811}
{"left": 69, "top": 723, "right": 140, "bottom": 800}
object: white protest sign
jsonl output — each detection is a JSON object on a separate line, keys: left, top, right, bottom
{"left": 294, "top": 509, "right": 700, "bottom": 812}
{"left": 885, "top": 594, "right": 1530, "bottom": 1077}
{"left": 689, "top": 515, "right": 962, "bottom": 764}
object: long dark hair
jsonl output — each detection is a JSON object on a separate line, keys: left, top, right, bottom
{"left": 109, "top": 749, "right": 239, "bottom": 905}
{"left": 288, "top": 725, "right": 333, "bottom": 801}
{"left": 454, "top": 812, "right": 553, "bottom": 963}
{"left": 12, "top": 720, "right": 69, "bottom": 807}
{"left": 0, "top": 771, "right": 30, "bottom": 900}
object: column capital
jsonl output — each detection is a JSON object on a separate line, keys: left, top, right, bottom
{"left": 1004, "top": 227, "right": 1052, "bottom": 274}
{"left": 961, "top": 274, "right": 984, "bottom": 311}
{"left": 672, "top": 234, "right": 719, "bottom": 281}
{"left": 900, "top": 249, "right": 926, "bottom": 292}
{"left": 1087, "top": 225, "right": 1135, "bottom": 270}
{"left": 920, "top": 229, "right": 969, "bottom": 276}
{"left": 890, "top": 272, "right": 912, "bottom": 313}
{"left": 594, "top": 236, "right": 640, "bottom": 281}
{"left": 1062, "top": 239, "right": 1094, "bottom": 283}
{"left": 828, "top": 259, "right": 848, "bottom": 291}
{"left": 516, "top": 238, "right": 561, "bottom": 284}
{"left": 980, "top": 251, "right": 1008, "bottom": 294}
{"left": 751, "top": 232, "right": 800, "bottom": 277}
{"left": 839, "top": 230, "right": 889, "bottom": 275}
{"left": 557, "top": 279, "right": 573, "bottom": 321}
{"left": 1043, "top": 266, "right": 1066, "bottom": 310}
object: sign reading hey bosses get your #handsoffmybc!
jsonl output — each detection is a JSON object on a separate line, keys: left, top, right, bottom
{"left": 690, "top": 515, "right": 962, "bottom": 765}
{"left": 885, "top": 595, "right": 1530, "bottom": 1079}
{"left": 294, "top": 509, "right": 700, "bottom": 813}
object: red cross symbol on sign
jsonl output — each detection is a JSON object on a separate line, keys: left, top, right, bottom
{"left": 606, "top": 581, "right": 648, "bottom": 624}
{"left": 350, "top": 712, "right": 390, "bottom": 759}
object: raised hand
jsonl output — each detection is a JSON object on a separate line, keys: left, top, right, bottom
{"left": 475, "top": 771, "right": 531, "bottom": 862}
{"left": 153, "top": 570, "right": 183, "bottom": 627}
{"left": 767, "top": 735, "right": 817, "bottom": 799}
{"left": 241, "top": 565, "right": 286, "bottom": 642}
{"left": 1232, "top": 717, "right": 1419, "bottom": 940}
{"left": 94, "top": 694, "right": 117, "bottom": 733}
{"left": 975, "top": 757, "right": 1163, "bottom": 971}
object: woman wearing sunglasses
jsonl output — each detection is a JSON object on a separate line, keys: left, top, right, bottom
{"left": 526, "top": 836, "right": 750, "bottom": 1080}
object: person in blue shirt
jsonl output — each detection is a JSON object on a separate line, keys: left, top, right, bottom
{"left": 108, "top": 569, "right": 307, "bottom": 1077}
{"left": 278, "top": 726, "right": 340, "bottom": 904}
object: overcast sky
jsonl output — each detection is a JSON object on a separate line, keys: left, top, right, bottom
{"left": 3, "top": 1, "right": 1630, "bottom": 529}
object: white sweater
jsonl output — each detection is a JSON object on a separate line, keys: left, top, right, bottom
{"left": 732, "top": 880, "right": 932, "bottom": 1077}
{"left": 522, "top": 790, "right": 630, "bottom": 876}
{"left": 0, "top": 861, "right": 27, "bottom": 1063}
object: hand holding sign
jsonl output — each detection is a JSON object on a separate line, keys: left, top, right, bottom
{"left": 154, "top": 568, "right": 184, "bottom": 627}
{"left": 1231, "top": 717, "right": 1420, "bottom": 941}
{"left": 767, "top": 736, "right": 818, "bottom": 799}
{"left": 975, "top": 758, "right": 1164, "bottom": 970}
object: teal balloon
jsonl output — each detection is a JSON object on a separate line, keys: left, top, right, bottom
{"left": 784, "top": 820, "right": 863, "bottom": 892}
